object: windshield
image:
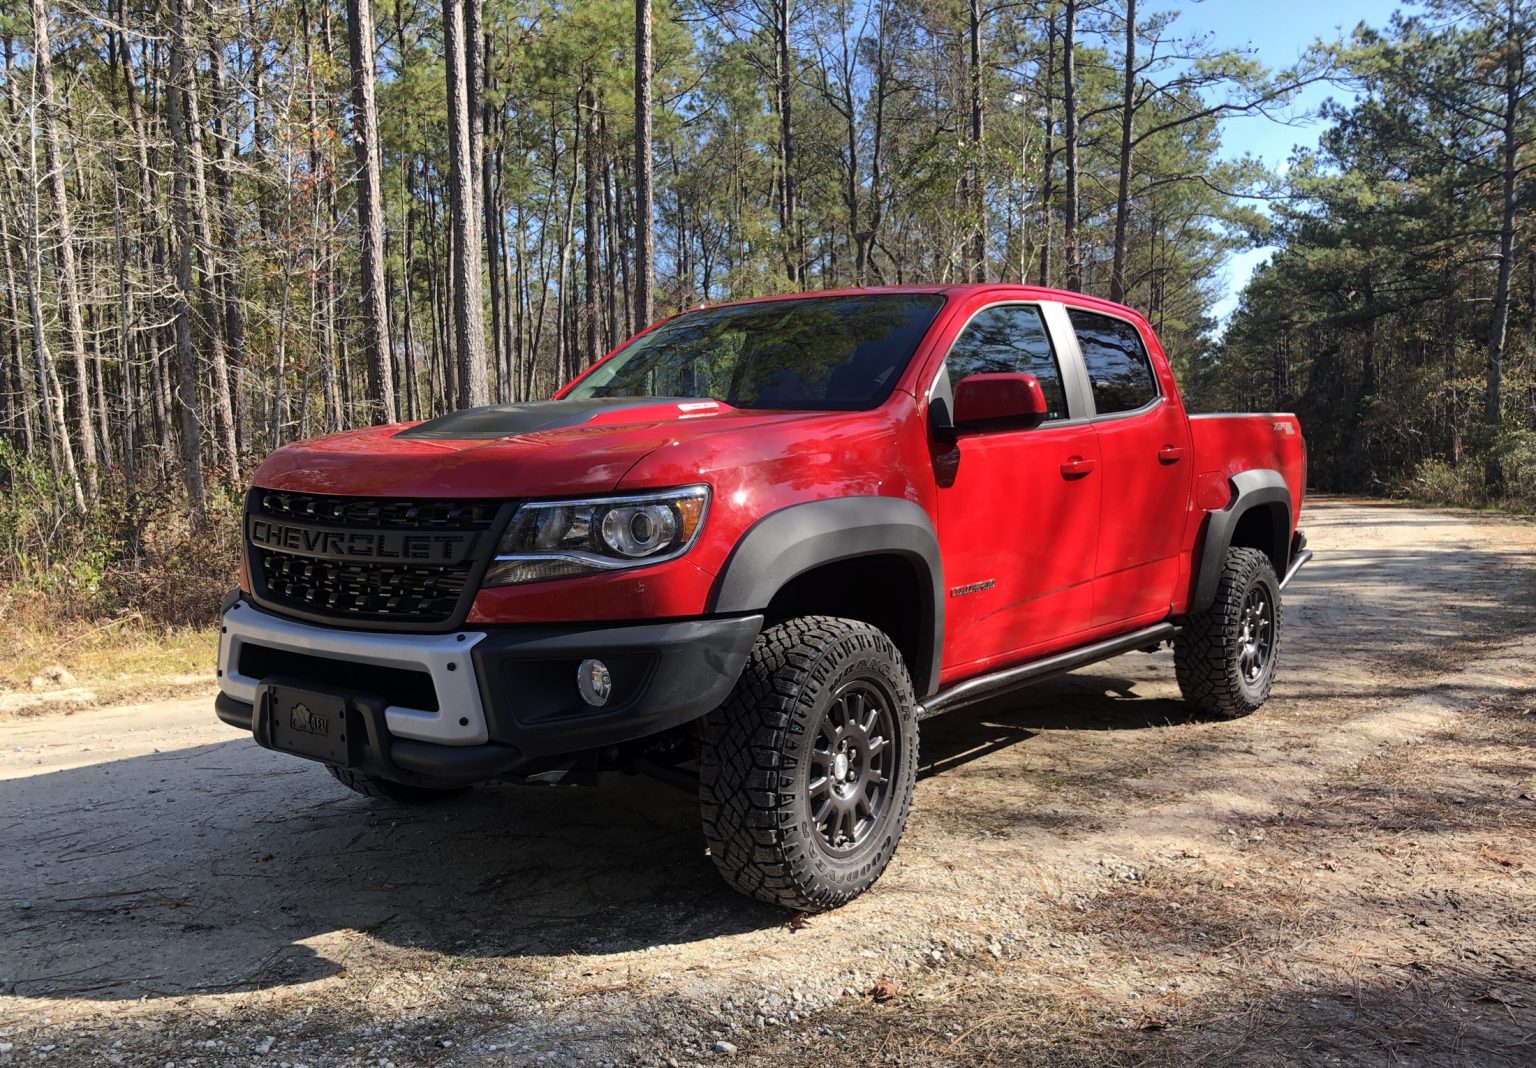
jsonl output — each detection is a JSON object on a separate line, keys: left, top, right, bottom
{"left": 566, "top": 293, "right": 946, "bottom": 411}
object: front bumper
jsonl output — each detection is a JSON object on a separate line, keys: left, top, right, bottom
{"left": 216, "top": 597, "right": 762, "bottom": 785}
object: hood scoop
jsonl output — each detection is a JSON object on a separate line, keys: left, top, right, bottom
{"left": 394, "top": 397, "right": 726, "bottom": 441}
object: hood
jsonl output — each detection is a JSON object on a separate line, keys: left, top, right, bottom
{"left": 250, "top": 397, "right": 838, "bottom": 498}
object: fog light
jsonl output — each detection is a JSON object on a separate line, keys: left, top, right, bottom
{"left": 577, "top": 658, "right": 612, "bottom": 707}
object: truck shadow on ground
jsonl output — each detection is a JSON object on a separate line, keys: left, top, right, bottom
{"left": 1, "top": 670, "right": 1183, "bottom": 1004}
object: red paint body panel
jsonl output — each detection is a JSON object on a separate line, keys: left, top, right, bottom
{"left": 247, "top": 284, "right": 1306, "bottom": 692}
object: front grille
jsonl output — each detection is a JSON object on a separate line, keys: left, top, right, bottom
{"left": 258, "top": 551, "right": 472, "bottom": 622}
{"left": 247, "top": 490, "right": 503, "bottom": 627}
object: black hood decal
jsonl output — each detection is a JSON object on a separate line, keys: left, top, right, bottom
{"left": 394, "top": 397, "right": 686, "bottom": 440}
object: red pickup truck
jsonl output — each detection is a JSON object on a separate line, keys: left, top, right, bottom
{"left": 216, "top": 284, "right": 1309, "bottom": 911}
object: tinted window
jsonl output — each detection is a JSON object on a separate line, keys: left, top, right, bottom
{"left": 944, "top": 305, "right": 1068, "bottom": 421}
{"left": 567, "top": 294, "right": 945, "bottom": 411}
{"left": 1068, "top": 308, "right": 1159, "bottom": 415}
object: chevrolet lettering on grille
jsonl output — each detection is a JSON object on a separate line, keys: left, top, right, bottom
{"left": 247, "top": 518, "right": 475, "bottom": 564}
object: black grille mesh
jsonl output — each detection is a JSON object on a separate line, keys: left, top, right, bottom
{"left": 249, "top": 491, "right": 498, "bottom": 625}
{"left": 258, "top": 552, "right": 471, "bottom": 621}
{"left": 255, "top": 491, "right": 500, "bottom": 531}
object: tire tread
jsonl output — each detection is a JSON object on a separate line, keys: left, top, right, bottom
{"left": 699, "top": 616, "right": 918, "bottom": 912}
{"left": 1175, "top": 546, "right": 1282, "bottom": 719}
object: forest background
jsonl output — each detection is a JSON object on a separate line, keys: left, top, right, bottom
{"left": 1, "top": 0, "right": 1532, "bottom": 648}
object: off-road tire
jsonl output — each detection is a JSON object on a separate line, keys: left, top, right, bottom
{"left": 326, "top": 765, "right": 467, "bottom": 803}
{"left": 700, "top": 616, "right": 919, "bottom": 912}
{"left": 1175, "top": 546, "right": 1282, "bottom": 718}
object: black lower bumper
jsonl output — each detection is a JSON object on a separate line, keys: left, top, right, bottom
{"left": 216, "top": 689, "right": 533, "bottom": 785}
{"left": 216, "top": 613, "right": 763, "bottom": 787}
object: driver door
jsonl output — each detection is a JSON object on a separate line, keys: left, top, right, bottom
{"left": 932, "top": 303, "right": 1101, "bottom": 681}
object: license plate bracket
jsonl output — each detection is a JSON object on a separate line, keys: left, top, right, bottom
{"left": 259, "top": 680, "right": 355, "bottom": 766}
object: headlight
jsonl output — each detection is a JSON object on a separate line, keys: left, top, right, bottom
{"left": 483, "top": 485, "right": 710, "bottom": 586}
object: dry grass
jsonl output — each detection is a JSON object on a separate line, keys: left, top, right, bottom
{"left": 0, "top": 603, "right": 217, "bottom": 709}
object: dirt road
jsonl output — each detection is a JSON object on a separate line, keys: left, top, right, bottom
{"left": 2, "top": 500, "right": 1534, "bottom": 1066}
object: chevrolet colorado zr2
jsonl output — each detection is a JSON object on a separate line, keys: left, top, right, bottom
{"left": 216, "top": 284, "right": 1310, "bottom": 911}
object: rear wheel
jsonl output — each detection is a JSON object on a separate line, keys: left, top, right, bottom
{"left": 700, "top": 616, "right": 918, "bottom": 912}
{"left": 1175, "top": 546, "right": 1282, "bottom": 718}
{"left": 326, "top": 765, "right": 468, "bottom": 803}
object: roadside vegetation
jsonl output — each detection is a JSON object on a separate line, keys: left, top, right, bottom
{"left": 0, "top": 443, "right": 231, "bottom": 705}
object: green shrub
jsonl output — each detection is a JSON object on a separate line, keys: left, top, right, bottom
{"left": 0, "top": 443, "right": 240, "bottom": 625}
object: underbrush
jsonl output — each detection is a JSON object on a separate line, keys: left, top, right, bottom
{"left": 0, "top": 442, "right": 241, "bottom": 626}
{"left": 1397, "top": 432, "right": 1536, "bottom": 513}
{"left": 0, "top": 443, "right": 238, "bottom": 693}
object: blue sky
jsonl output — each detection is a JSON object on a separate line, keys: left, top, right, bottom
{"left": 1144, "top": 0, "right": 1411, "bottom": 321}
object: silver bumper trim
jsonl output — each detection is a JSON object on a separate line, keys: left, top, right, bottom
{"left": 216, "top": 602, "right": 490, "bottom": 745}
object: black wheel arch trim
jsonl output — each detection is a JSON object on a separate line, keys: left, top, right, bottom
{"left": 709, "top": 496, "right": 944, "bottom": 698}
{"left": 1186, "top": 468, "right": 1292, "bottom": 617}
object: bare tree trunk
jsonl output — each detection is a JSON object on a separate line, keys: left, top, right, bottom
{"left": 177, "top": 9, "right": 240, "bottom": 476}
{"left": 1037, "top": 15, "right": 1056, "bottom": 287}
{"left": 583, "top": 86, "right": 601, "bottom": 366}
{"left": 774, "top": 0, "right": 799, "bottom": 286}
{"left": 1109, "top": 0, "right": 1136, "bottom": 304}
{"left": 109, "top": 154, "right": 136, "bottom": 486}
{"left": 635, "top": 0, "right": 655, "bottom": 329}
{"left": 31, "top": 0, "right": 99, "bottom": 497}
{"left": 346, "top": 0, "right": 397, "bottom": 423}
{"left": 402, "top": 159, "right": 421, "bottom": 419}
{"left": 0, "top": 204, "right": 35, "bottom": 454}
{"left": 209, "top": 36, "right": 248, "bottom": 456}
{"left": 862, "top": 2, "right": 892, "bottom": 283}
{"left": 1484, "top": 20, "right": 1521, "bottom": 495}
{"left": 445, "top": 0, "right": 488, "bottom": 406}
{"left": 116, "top": 21, "right": 172, "bottom": 472}
{"left": 166, "top": 0, "right": 207, "bottom": 517}
{"left": 467, "top": 0, "right": 484, "bottom": 228}
{"left": 1062, "top": 0, "right": 1082, "bottom": 293}
{"left": 967, "top": 0, "right": 985, "bottom": 282}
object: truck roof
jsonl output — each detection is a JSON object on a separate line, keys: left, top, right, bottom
{"left": 679, "top": 283, "right": 1147, "bottom": 325}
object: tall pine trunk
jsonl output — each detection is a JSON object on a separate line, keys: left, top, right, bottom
{"left": 1037, "top": 16, "right": 1057, "bottom": 286}
{"left": 1109, "top": 0, "right": 1136, "bottom": 303}
{"left": 31, "top": 0, "right": 99, "bottom": 496}
{"left": 967, "top": 0, "right": 985, "bottom": 282}
{"left": 1484, "top": 12, "right": 1521, "bottom": 495}
{"left": 774, "top": 0, "right": 799, "bottom": 286}
{"left": 179, "top": 15, "right": 240, "bottom": 476}
{"left": 346, "top": 0, "right": 397, "bottom": 423}
{"left": 634, "top": 0, "right": 655, "bottom": 330}
{"left": 166, "top": 0, "right": 208, "bottom": 517}
{"left": 1062, "top": 0, "right": 1081, "bottom": 293}
{"left": 445, "top": 0, "right": 488, "bottom": 407}
{"left": 583, "top": 86, "right": 601, "bottom": 367}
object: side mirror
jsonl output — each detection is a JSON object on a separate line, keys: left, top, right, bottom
{"left": 952, "top": 373, "right": 1050, "bottom": 431}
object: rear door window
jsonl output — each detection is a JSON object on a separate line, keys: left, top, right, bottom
{"left": 1067, "top": 308, "right": 1159, "bottom": 415}
{"left": 944, "top": 304, "right": 1069, "bottom": 421}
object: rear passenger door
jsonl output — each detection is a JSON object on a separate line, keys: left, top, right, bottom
{"left": 1066, "top": 307, "right": 1193, "bottom": 627}
{"left": 932, "top": 303, "right": 1101, "bottom": 677}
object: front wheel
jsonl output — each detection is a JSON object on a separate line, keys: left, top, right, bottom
{"left": 700, "top": 616, "right": 919, "bottom": 912}
{"left": 1175, "top": 546, "right": 1282, "bottom": 718}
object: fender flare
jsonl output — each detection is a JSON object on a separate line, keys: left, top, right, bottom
{"left": 710, "top": 497, "right": 944, "bottom": 697}
{"left": 1187, "top": 468, "right": 1293, "bottom": 617}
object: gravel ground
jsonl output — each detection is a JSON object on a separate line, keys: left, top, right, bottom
{"left": 1, "top": 499, "right": 1533, "bottom": 1066}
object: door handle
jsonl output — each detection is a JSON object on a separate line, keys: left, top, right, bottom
{"left": 1158, "top": 445, "right": 1185, "bottom": 465}
{"left": 1060, "top": 456, "right": 1096, "bottom": 479}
